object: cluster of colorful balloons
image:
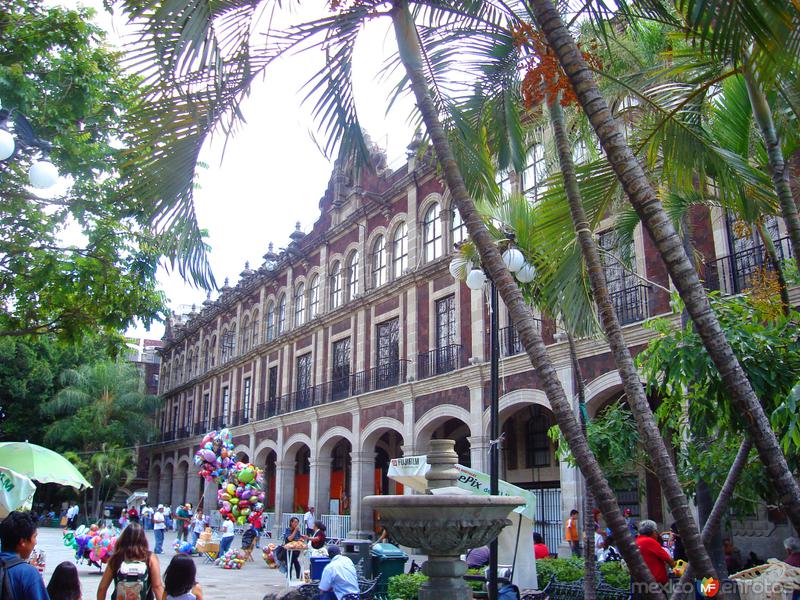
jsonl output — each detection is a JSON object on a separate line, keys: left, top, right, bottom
{"left": 262, "top": 544, "right": 279, "bottom": 568}
{"left": 194, "top": 429, "right": 234, "bottom": 483}
{"left": 216, "top": 549, "right": 246, "bottom": 570}
{"left": 65, "top": 525, "right": 118, "bottom": 565}
{"left": 217, "top": 462, "right": 265, "bottom": 526}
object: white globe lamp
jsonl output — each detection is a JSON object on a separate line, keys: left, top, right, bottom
{"left": 28, "top": 160, "right": 59, "bottom": 189}
{"left": 0, "top": 129, "right": 14, "bottom": 161}
{"left": 515, "top": 263, "right": 536, "bottom": 283}
{"left": 466, "top": 268, "right": 487, "bottom": 290}
{"left": 502, "top": 248, "right": 525, "bottom": 272}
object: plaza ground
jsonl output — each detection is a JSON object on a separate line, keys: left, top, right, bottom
{"left": 36, "top": 526, "right": 288, "bottom": 599}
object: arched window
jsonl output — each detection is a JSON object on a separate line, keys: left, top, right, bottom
{"left": 347, "top": 250, "right": 359, "bottom": 300}
{"left": 266, "top": 302, "right": 275, "bottom": 342}
{"left": 308, "top": 275, "right": 320, "bottom": 319}
{"left": 210, "top": 335, "right": 217, "bottom": 368}
{"left": 221, "top": 324, "right": 236, "bottom": 362}
{"left": 392, "top": 222, "right": 408, "bottom": 278}
{"left": 372, "top": 236, "right": 386, "bottom": 288}
{"left": 423, "top": 203, "right": 442, "bottom": 262}
{"left": 295, "top": 283, "right": 306, "bottom": 327}
{"left": 240, "top": 316, "right": 251, "bottom": 353}
{"left": 450, "top": 207, "right": 466, "bottom": 247}
{"left": 277, "top": 295, "right": 286, "bottom": 335}
{"left": 203, "top": 341, "right": 210, "bottom": 371}
{"left": 251, "top": 310, "right": 259, "bottom": 348}
{"left": 186, "top": 351, "right": 193, "bottom": 379}
{"left": 330, "top": 261, "right": 342, "bottom": 309}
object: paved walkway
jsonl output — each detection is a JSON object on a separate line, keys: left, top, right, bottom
{"left": 35, "top": 526, "right": 289, "bottom": 599}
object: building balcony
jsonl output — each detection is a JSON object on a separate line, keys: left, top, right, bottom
{"left": 499, "top": 320, "right": 542, "bottom": 358}
{"left": 193, "top": 422, "right": 207, "bottom": 436}
{"left": 162, "top": 429, "right": 175, "bottom": 442}
{"left": 211, "top": 415, "right": 228, "bottom": 430}
{"left": 705, "top": 235, "right": 793, "bottom": 296}
{"left": 231, "top": 409, "right": 251, "bottom": 427}
{"left": 417, "top": 344, "right": 464, "bottom": 380}
{"left": 175, "top": 426, "right": 189, "bottom": 439}
{"left": 609, "top": 283, "right": 651, "bottom": 326}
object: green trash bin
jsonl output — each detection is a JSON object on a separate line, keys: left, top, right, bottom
{"left": 341, "top": 539, "right": 373, "bottom": 579}
{"left": 371, "top": 542, "right": 408, "bottom": 598}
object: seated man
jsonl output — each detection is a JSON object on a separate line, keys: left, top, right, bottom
{"left": 319, "top": 545, "right": 359, "bottom": 600}
{"left": 0, "top": 511, "right": 50, "bottom": 600}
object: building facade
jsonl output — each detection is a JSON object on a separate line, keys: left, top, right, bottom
{"left": 147, "top": 140, "right": 797, "bottom": 555}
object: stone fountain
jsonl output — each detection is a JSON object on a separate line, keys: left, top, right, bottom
{"left": 363, "top": 440, "right": 524, "bottom": 600}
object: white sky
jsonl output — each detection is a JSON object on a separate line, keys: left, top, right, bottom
{"left": 72, "top": 1, "right": 416, "bottom": 338}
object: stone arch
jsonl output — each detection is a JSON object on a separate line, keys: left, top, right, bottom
{"left": 232, "top": 444, "right": 251, "bottom": 460}
{"left": 317, "top": 426, "right": 355, "bottom": 456}
{"left": 254, "top": 439, "right": 279, "bottom": 465}
{"left": 585, "top": 371, "right": 624, "bottom": 418}
{"left": 482, "top": 387, "right": 551, "bottom": 431}
{"left": 361, "top": 417, "right": 404, "bottom": 451}
{"left": 414, "top": 404, "right": 473, "bottom": 443}
{"left": 418, "top": 192, "right": 444, "bottom": 222}
{"left": 282, "top": 433, "right": 313, "bottom": 461}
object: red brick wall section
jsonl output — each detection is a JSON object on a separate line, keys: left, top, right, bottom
{"left": 284, "top": 422, "right": 311, "bottom": 439}
{"left": 433, "top": 274, "right": 452, "bottom": 292}
{"left": 642, "top": 228, "right": 671, "bottom": 316}
{"left": 330, "top": 227, "right": 360, "bottom": 257}
{"left": 459, "top": 283, "right": 471, "bottom": 356}
{"left": 362, "top": 401, "right": 403, "bottom": 426}
{"left": 689, "top": 205, "right": 717, "bottom": 282}
{"left": 297, "top": 334, "right": 313, "bottom": 349}
{"left": 365, "top": 311, "right": 371, "bottom": 371}
{"left": 375, "top": 296, "right": 399, "bottom": 316}
{"left": 332, "top": 318, "right": 351, "bottom": 336}
{"left": 319, "top": 413, "right": 353, "bottom": 436}
{"left": 233, "top": 435, "right": 249, "bottom": 448}
{"left": 255, "top": 429, "right": 277, "bottom": 445}
{"left": 415, "top": 386, "right": 469, "bottom": 420}
{"left": 368, "top": 211, "right": 390, "bottom": 232}
{"left": 417, "top": 282, "right": 430, "bottom": 353}
{"left": 416, "top": 177, "right": 444, "bottom": 212}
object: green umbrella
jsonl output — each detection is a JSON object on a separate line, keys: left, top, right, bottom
{"left": 0, "top": 466, "right": 36, "bottom": 517}
{"left": 0, "top": 442, "right": 91, "bottom": 490}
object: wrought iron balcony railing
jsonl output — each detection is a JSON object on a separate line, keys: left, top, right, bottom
{"left": 498, "top": 321, "right": 542, "bottom": 357}
{"left": 417, "top": 344, "right": 464, "bottom": 380}
{"left": 705, "top": 235, "right": 794, "bottom": 296}
{"left": 608, "top": 283, "right": 651, "bottom": 326}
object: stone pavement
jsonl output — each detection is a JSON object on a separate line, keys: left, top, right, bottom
{"left": 35, "top": 526, "right": 289, "bottom": 599}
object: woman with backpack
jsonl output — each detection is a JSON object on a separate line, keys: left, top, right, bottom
{"left": 97, "top": 522, "right": 164, "bottom": 600}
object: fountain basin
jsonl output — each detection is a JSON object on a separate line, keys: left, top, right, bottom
{"left": 364, "top": 494, "right": 525, "bottom": 556}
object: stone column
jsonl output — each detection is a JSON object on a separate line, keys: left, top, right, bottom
{"left": 160, "top": 471, "right": 173, "bottom": 507}
{"left": 348, "top": 451, "right": 375, "bottom": 539}
{"left": 468, "top": 435, "right": 489, "bottom": 473}
{"left": 147, "top": 470, "right": 160, "bottom": 509}
{"left": 186, "top": 473, "right": 203, "bottom": 508}
{"left": 310, "top": 458, "right": 333, "bottom": 516}
{"left": 275, "top": 460, "right": 296, "bottom": 520}
{"left": 202, "top": 480, "right": 218, "bottom": 514}
{"left": 171, "top": 470, "right": 186, "bottom": 508}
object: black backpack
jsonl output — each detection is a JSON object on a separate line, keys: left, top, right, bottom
{"left": 0, "top": 556, "right": 24, "bottom": 600}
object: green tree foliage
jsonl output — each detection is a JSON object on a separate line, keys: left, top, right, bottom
{"left": 0, "top": 0, "right": 171, "bottom": 340}
{"left": 639, "top": 293, "right": 800, "bottom": 510}
{"left": 43, "top": 360, "right": 159, "bottom": 452}
{"left": 0, "top": 335, "right": 116, "bottom": 443}
{"left": 64, "top": 444, "right": 136, "bottom": 518}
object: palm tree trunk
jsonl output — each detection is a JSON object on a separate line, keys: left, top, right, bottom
{"left": 548, "top": 97, "right": 719, "bottom": 587}
{"left": 671, "top": 439, "right": 753, "bottom": 599}
{"left": 743, "top": 64, "right": 800, "bottom": 272}
{"left": 754, "top": 219, "right": 790, "bottom": 314}
{"left": 389, "top": 2, "right": 661, "bottom": 594}
{"left": 568, "top": 333, "right": 596, "bottom": 600}
{"left": 530, "top": 0, "right": 800, "bottom": 534}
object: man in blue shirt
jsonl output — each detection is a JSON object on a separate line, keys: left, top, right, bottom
{"left": 0, "top": 511, "right": 50, "bottom": 600}
{"left": 319, "top": 545, "right": 359, "bottom": 600}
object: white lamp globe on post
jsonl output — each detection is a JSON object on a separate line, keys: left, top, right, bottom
{"left": 0, "top": 129, "right": 14, "bottom": 161}
{"left": 466, "top": 268, "right": 487, "bottom": 290}
{"left": 502, "top": 247, "right": 525, "bottom": 272}
{"left": 28, "top": 159, "right": 59, "bottom": 189}
{"left": 515, "top": 262, "right": 536, "bottom": 283}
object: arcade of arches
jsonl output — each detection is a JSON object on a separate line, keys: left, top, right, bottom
{"left": 149, "top": 377, "right": 660, "bottom": 550}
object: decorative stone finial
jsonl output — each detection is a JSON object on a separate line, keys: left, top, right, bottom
{"left": 289, "top": 222, "right": 305, "bottom": 243}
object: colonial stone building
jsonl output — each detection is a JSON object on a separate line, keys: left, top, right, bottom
{"left": 147, "top": 140, "right": 796, "bottom": 556}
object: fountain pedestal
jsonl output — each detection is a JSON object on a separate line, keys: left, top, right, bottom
{"left": 363, "top": 440, "right": 524, "bottom": 600}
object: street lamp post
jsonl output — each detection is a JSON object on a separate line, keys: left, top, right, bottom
{"left": 452, "top": 242, "right": 535, "bottom": 600}
{"left": 0, "top": 108, "right": 59, "bottom": 188}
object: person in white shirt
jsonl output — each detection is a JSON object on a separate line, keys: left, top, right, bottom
{"left": 164, "top": 505, "right": 173, "bottom": 530}
{"left": 153, "top": 505, "right": 166, "bottom": 554}
{"left": 219, "top": 518, "right": 235, "bottom": 556}
{"left": 66, "top": 503, "right": 79, "bottom": 529}
{"left": 303, "top": 507, "right": 316, "bottom": 536}
{"left": 191, "top": 509, "right": 206, "bottom": 546}
{"left": 319, "top": 545, "right": 359, "bottom": 600}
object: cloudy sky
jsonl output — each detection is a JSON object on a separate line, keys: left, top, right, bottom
{"left": 76, "top": 1, "right": 416, "bottom": 338}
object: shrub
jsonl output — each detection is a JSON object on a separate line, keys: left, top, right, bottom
{"left": 388, "top": 572, "right": 428, "bottom": 600}
{"left": 599, "top": 561, "right": 630, "bottom": 590}
{"left": 466, "top": 567, "right": 485, "bottom": 592}
{"left": 535, "top": 557, "right": 584, "bottom": 584}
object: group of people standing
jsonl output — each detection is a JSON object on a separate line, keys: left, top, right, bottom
{"left": 0, "top": 510, "right": 204, "bottom": 600}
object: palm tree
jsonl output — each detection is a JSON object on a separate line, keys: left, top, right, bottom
{"left": 545, "top": 93, "right": 718, "bottom": 581}
{"left": 527, "top": 0, "right": 800, "bottom": 534}
{"left": 44, "top": 361, "right": 159, "bottom": 453}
